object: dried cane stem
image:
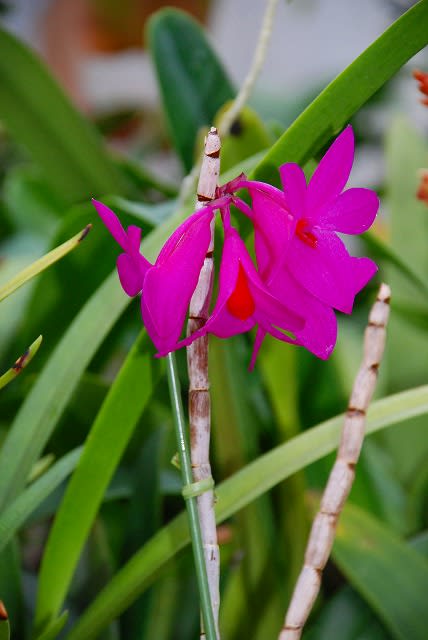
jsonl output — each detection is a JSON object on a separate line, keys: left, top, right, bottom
{"left": 279, "top": 283, "right": 391, "bottom": 640}
{"left": 187, "top": 127, "right": 221, "bottom": 639}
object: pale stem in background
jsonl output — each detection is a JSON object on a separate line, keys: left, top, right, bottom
{"left": 178, "top": 0, "right": 280, "bottom": 209}
{"left": 187, "top": 127, "right": 221, "bottom": 640}
{"left": 218, "top": 0, "right": 280, "bottom": 137}
{"left": 279, "top": 283, "right": 392, "bottom": 640}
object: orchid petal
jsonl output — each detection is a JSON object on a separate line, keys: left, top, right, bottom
{"left": 287, "top": 230, "right": 371, "bottom": 313}
{"left": 92, "top": 199, "right": 128, "bottom": 250}
{"left": 249, "top": 327, "right": 266, "bottom": 371}
{"left": 156, "top": 206, "right": 214, "bottom": 265}
{"left": 279, "top": 162, "right": 307, "bottom": 218}
{"left": 141, "top": 208, "right": 213, "bottom": 354}
{"left": 268, "top": 268, "right": 337, "bottom": 359}
{"left": 316, "top": 188, "right": 379, "bottom": 234}
{"left": 247, "top": 186, "right": 293, "bottom": 280}
{"left": 352, "top": 256, "right": 378, "bottom": 293}
{"left": 307, "top": 125, "right": 354, "bottom": 213}
{"left": 126, "top": 225, "right": 142, "bottom": 251}
{"left": 116, "top": 253, "right": 144, "bottom": 297}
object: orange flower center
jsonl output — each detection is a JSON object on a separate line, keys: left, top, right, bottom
{"left": 296, "top": 218, "right": 318, "bottom": 248}
{"left": 226, "top": 265, "right": 255, "bottom": 320}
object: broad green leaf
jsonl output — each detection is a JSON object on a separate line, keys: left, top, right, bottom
{"left": 0, "top": 448, "right": 81, "bottom": 554}
{"left": 0, "top": 28, "right": 124, "bottom": 201}
{"left": 147, "top": 8, "right": 235, "bottom": 170}
{"left": 64, "top": 384, "right": 428, "bottom": 640}
{"left": 0, "top": 335, "right": 42, "bottom": 391}
{"left": 333, "top": 504, "right": 428, "bottom": 640}
{"left": 34, "top": 331, "right": 162, "bottom": 633}
{"left": 251, "top": 0, "right": 428, "bottom": 182}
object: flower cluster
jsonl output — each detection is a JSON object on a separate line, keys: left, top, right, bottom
{"left": 93, "top": 126, "right": 378, "bottom": 368}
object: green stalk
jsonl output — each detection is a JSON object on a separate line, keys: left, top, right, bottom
{"left": 166, "top": 353, "right": 217, "bottom": 640}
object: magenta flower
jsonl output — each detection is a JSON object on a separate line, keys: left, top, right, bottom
{"left": 92, "top": 199, "right": 215, "bottom": 355}
{"left": 238, "top": 125, "right": 379, "bottom": 314}
{"left": 177, "top": 207, "right": 305, "bottom": 368}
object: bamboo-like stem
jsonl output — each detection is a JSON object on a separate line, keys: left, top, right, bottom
{"left": 187, "top": 127, "right": 221, "bottom": 639}
{"left": 166, "top": 353, "right": 217, "bottom": 640}
{"left": 278, "top": 283, "right": 391, "bottom": 640}
{"left": 219, "top": 0, "right": 280, "bottom": 137}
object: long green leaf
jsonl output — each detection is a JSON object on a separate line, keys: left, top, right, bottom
{"left": 251, "top": 0, "right": 428, "bottom": 182}
{"left": 147, "top": 8, "right": 235, "bottom": 170}
{"left": 333, "top": 504, "right": 428, "bottom": 640}
{"left": 0, "top": 272, "right": 127, "bottom": 511}
{"left": 0, "top": 448, "right": 81, "bottom": 554}
{"left": 64, "top": 384, "right": 428, "bottom": 640}
{"left": 34, "top": 331, "right": 162, "bottom": 634}
{"left": 0, "top": 28, "right": 124, "bottom": 201}
{"left": 0, "top": 225, "right": 92, "bottom": 303}
{"left": 0, "top": 202, "right": 183, "bottom": 513}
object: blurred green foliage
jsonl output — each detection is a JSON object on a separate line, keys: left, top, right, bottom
{"left": 0, "top": 3, "right": 428, "bottom": 640}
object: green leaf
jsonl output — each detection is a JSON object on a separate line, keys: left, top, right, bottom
{"left": 333, "top": 504, "right": 428, "bottom": 640}
{"left": 0, "top": 28, "right": 124, "bottom": 201}
{"left": 362, "top": 230, "right": 428, "bottom": 301}
{"left": 34, "top": 331, "right": 162, "bottom": 634}
{"left": 0, "top": 224, "right": 92, "bottom": 303}
{"left": 0, "top": 200, "right": 186, "bottom": 512}
{"left": 0, "top": 271, "right": 128, "bottom": 511}
{"left": 305, "top": 585, "right": 389, "bottom": 640}
{"left": 147, "top": 8, "right": 235, "bottom": 170}
{"left": 64, "top": 384, "right": 428, "bottom": 640}
{"left": 3, "top": 166, "right": 66, "bottom": 235}
{"left": 34, "top": 612, "right": 68, "bottom": 640}
{"left": 251, "top": 0, "right": 428, "bottom": 182}
{"left": 0, "top": 448, "right": 81, "bottom": 554}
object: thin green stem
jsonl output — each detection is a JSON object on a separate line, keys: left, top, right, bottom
{"left": 166, "top": 353, "right": 217, "bottom": 640}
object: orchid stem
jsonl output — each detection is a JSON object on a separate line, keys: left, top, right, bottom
{"left": 187, "top": 127, "right": 221, "bottom": 639}
{"left": 166, "top": 353, "right": 217, "bottom": 640}
{"left": 278, "top": 284, "right": 391, "bottom": 640}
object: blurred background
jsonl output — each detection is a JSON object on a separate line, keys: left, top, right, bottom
{"left": 2, "top": 0, "right": 427, "bottom": 180}
{"left": 1, "top": 2, "right": 428, "bottom": 640}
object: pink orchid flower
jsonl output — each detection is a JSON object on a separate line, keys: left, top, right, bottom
{"left": 92, "top": 199, "right": 216, "bottom": 356}
{"left": 237, "top": 125, "right": 379, "bottom": 314}
{"left": 227, "top": 191, "right": 338, "bottom": 363}
{"left": 178, "top": 206, "right": 305, "bottom": 369}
